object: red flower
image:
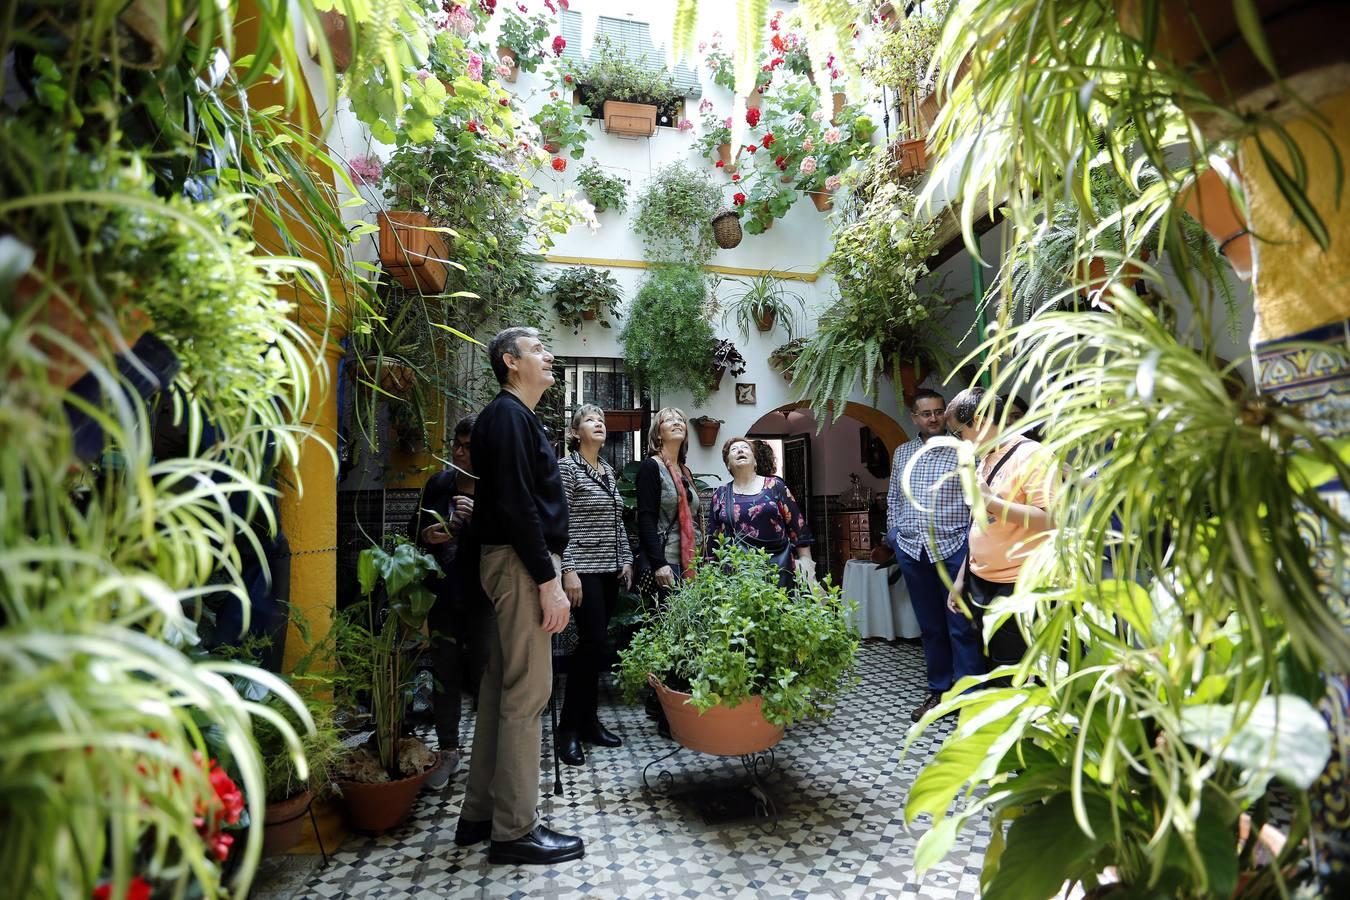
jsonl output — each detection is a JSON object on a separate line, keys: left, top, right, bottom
{"left": 209, "top": 764, "right": 244, "bottom": 826}
{"left": 775, "top": 154, "right": 786, "bottom": 169}
{"left": 745, "top": 107, "right": 761, "bottom": 127}
{"left": 550, "top": 90, "right": 559, "bottom": 99}
{"left": 551, "top": 157, "right": 567, "bottom": 172}
{"left": 731, "top": 173, "right": 741, "bottom": 181}
{"left": 760, "top": 64, "right": 771, "bottom": 73}
{"left": 552, "top": 35, "right": 566, "bottom": 56}
{"left": 715, "top": 160, "right": 725, "bottom": 168}
{"left": 499, "top": 97, "right": 509, "bottom": 106}
{"left": 564, "top": 74, "right": 574, "bottom": 84}
{"left": 771, "top": 33, "right": 786, "bottom": 52}
{"left": 479, "top": 0, "right": 496, "bottom": 14}
{"left": 93, "top": 876, "right": 152, "bottom": 900}
{"left": 559, "top": 0, "right": 569, "bottom": 8}
{"left": 467, "top": 121, "right": 479, "bottom": 132}
{"left": 769, "top": 16, "right": 780, "bottom": 31}
{"left": 770, "top": 56, "right": 784, "bottom": 69}
{"left": 205, "top": 830, "right": 234, "bottom": 862}
{"left": 744, "top": 144, "right": 758, "bottom": 154}
{"left": 733, "top": 192, "right": 746, "bottom": 206}
{"left": 761, "top": 133, "right": 775, "bottom": 148}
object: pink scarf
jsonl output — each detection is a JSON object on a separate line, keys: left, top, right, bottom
{"left": 662, "top": 456, "right": 697, "bottom": 578}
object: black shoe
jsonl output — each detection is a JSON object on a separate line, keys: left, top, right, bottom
{"left": 557, "top": 730, "right": 585, "bottom": 766}
{"left": 910, "top": 692, "right": 943, "bottom": 723}
{"left": 454, "top": 818, "right": 492, "bottom": 846}
{"left": 488, "top": 824, "right": 585, "bottom": 865}
{"left": 580, "top": 722, "right": 622, "bottom": 748}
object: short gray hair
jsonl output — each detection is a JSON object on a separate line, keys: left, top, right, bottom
{"left": 568, "top": 404, "right": 605, "bottom": 451}
{"left": 487, "top": 326, "right": 540, "bottom": 385}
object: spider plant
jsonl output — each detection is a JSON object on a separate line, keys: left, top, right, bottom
{"left": 903, "top": 295, "right": 1348, "bottom": 897}
{"left": 720, "top": 272, "right": 806, "bottom": 340}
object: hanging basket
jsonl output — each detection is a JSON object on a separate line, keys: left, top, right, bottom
{"left": 711, "top": 210, "right": 743, "bottom": 249}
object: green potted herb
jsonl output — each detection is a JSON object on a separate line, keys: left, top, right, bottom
{"left": 496, "top": 6, "right": 550, "bottom": 81}
{"left": 332, "top": 536, "right": 442, "bottom": 834}
{"left": 768, "top": 337, "right": 808, "bottom": 382}
{"left": 619, "top": 265, "right": 718, "bottom": 404}
{"left": 573, "top": 36, "right": 688, "bottom": 135}
{"left": 722, "top": 272, "right": 805, "bottom": 338}
{"left": 549, "top": 265, "right": 623, "bottom": 332}
{"left": 619, "top": 542, "right": 859, "bottom": 753}
{"left": 575, "top": 160, "right": 629, "bottom": 214}
{"left": 532, "top": 94, "right": 593, "bottom": 159}
{"left": 632, "top": 162, "right": 724, "bottom": 265}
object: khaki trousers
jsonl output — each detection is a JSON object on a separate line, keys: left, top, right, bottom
{"left": 461, "top": 545, "right": 557, "bottom": 841}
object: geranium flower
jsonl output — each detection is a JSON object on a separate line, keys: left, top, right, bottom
{"left": 770, "top": 56, "right": 784, "bottom": 69}
{"left": 93, "top": 876, "right": 152, "bottom": 900}
{"left": 678, "top": 118, "right": 694, "bottom": 133}
{"left": 723, "top": 116, "right": 733, "bottom": 129}
{"left": 497, "top": 62, "right": 513, "bottom": 77}
{"left": 771, "top": 33, "right": 786, "bottom": 52}
{"left": 479, "top": 0, "right": 497, "bottom": 15}
{"left": 799, "top": 155, "right": 818, "bottom": 175}
{"left": 761, "top": 133, "right": 775, "bottom": 148}
{"left": 551, "top": 157, "right": 567, "bottom": 172}
{"left": 831, "top": 68, "right": 841, "bottom": 80}
{"left": 550, "top": 90, "right": 559, "bottom": 99}
{"left": 347, "top": 154, "right": 383, "bottom": 187}
{"left": 448, "top": 6, "right": 474, "bottom": 36}
{"left": 544, "top": 0, "right": 556, "bottom": 10}
{"left": 564, "top": 74, "right": 574, "bottom": 84}
{"left": 731, "top": 173, "right": 741, "bottom": 181}
{"left": 467, "top": 51, "right": 483, "bottom": 82}
{"left": 415, "top": 68, "right": 432, "bottom": 83}
{"left": 552, "top": 35, "right": 566, "bottom": 56}
{"left": 744, "top": 144, "right": 758, "bottom": 154}
{"left": 209, "top": 764, "right": 244, "bottom": 826}
{"left": 715, "top": 160, "right": 725, "bottom": 168}
{"left": 517, "top": 2, "right": 527, "bottom": 11}
{"left": 770, "top": 11, "right": 781, "bottom": 30}
{"left": 733, "top": 192, "right": 746, "bottom": 205}
{"left": 745, "top": 107, "right": 761, "bottom": 127}
{"left": 467, "top": 121, "right": 480, "bottom": 133}
{"left": 698, "top": 41, "right": 707, "bottom": 53}
{"left": 699, "top": 98, "right": 713, "bottom": 113}
{"left": 499, "top": 97, "right": 510, "bottom": 106}
{"left": 811, "top": 109, "right": 825, "bottom": 122}
{"left": 825, "top": 174, "right": 842, "bottom": 191}
{"left": 823, "top": 127, "right": 841, "bottom": 145}
{"left": 802, "top": 137, "right": 814, "bottom": 152}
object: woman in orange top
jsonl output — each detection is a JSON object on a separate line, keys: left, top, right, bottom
{"left": 944, "top": 388, "right": 1060, "bottom": 667}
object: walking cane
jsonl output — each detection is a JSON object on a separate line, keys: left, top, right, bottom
{"left": 549, "top": 633, "right": 563, "bottom": 796}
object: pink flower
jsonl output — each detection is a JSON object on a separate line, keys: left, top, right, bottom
{"left": 517, "top": 2, "right": 527, "bottom": 11}
{"left": 825, "top": 174, "right": 842, "bottom": 191}
{"left": 347, "top": 154, "right": 383, "bottom": 187}
{"left": 823, "top": 127, "right": 841, "bottom": 145}
{"left": 497, "top": 62, "right": 513, "bottom": 77}
{"left": 448, "top": 6, "right": 474, "bottom": 37}
{"left": 802, "top": 137, "right": 814, "bottom": 153}
{"left": 678, "top": 118, "right": 694, "bottom": 133}
{"left": 811, "top": 109, "right": 825, "bottom": 122}
{"left": 415, "top": 68, "right": 432, "bottom": 82}
{"left": 830, "top": 68, "right": 841, "bottom": 80}
{"left": 799, "top": 155, "right": 818, "bottom": 175}
{"left": 698, "top": 41, "right": 707, "bottom": 53}
{"left": 467, "top": 52, "right": 483, "bottom": 81}
{"left": 552, "top": 34, "right": 566, "bottom": 56}
{"left": 723, "top": 116, "right": 733, "bottom": 129}
{"left": 699, "top": 98, "right": 713, "bottom": 113}
{"left": 544, "top": 0, "right": 556, "bottom": 10}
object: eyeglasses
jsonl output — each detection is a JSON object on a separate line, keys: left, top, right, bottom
{"left": 914, "top": 410, "right": 946, "bottom": 420}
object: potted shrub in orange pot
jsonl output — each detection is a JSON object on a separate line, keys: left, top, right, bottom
{"left": 573, "top": 37, "right": 689, "bottom": 137}
{"left": 496, "top": 6, "right": 550, "bottom": 83}
{"left": 690, "top": 415, "right": 723, "bottom": 448}
{"left": 619, "top": 543, "right": 859, "bottom": 756}
{"left": 332, "top": 537, "right": 443, "bottom": 834}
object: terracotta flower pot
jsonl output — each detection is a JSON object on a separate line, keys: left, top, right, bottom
{"left": 261, "top": 789, "right": 315, "bottom": 857}
{"left": 15, "top": 269, "right": 153, "bottom": 389}
{"left": 745, "top": 91, "right": 762, "bottom": 111}
{"left": 649, "top": 675, "right": 785, "bottom": 756}
{"left": 716, "top": 142, "right": 735, "bottom": 172}
{"left": 886, "top": 360, "right": 930, "bottom": 407}
{"left": 1177, "top": 163, "right": 1254, "bottom": 281}
{"left": 312, "top": 9, "right": 355, "bottom": 73}
{"left": 378, "top": 211, "right": 448, "bottom": 293}
{"left": 604, "top": 409, "right": 644, "bottom": 432}
{"left": 604, "top": 100, "right": 658, "bottom": 138}
{"left": 693, "top": 418, "right": 721, "bottom": 447}
{"left": 753, "top": 307, "right": 777, "bottom": 333}
{"left": 891, "top": 137, "right": 928, "bottom": 176}
{"left": 779, "top": 172, "right": 794, "bottom": 184}
{"left": 1076, "top": 248, "right": 1152, "bottom": 300}
{"left": 497, "top": 46, "right": 519, "bottom": 83}
{"left": 373, "top": 359, "right": 416, "bottom": 395}
{"left": 811, "top": 189, "right": 835, "bottom": 212}
{"left": 337, "top": 767, "right": 431, "bottom": 834}
{"left": 830, "top": 92, "right": 846, "bottom": 126}
{"left": 580, "top": 306, "right": 598, "bottom": 321}
{"left": 710, "top": 365, "right": 727, "bottom": 391}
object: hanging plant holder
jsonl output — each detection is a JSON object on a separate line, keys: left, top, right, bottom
{"left": 604, "top": 409, "right": 644, "bottom": 433}
{"left": 310, "top": 9, "right": 355, "bottom": 73}
{"left": 711, "top": 209, "right": 743, "bottom": 249}
{"left": 753, "top": 307, "right": 777, "bottom": 333}
{"left": 830, "top": 91, "right": 847, "bottom": 126}
{"left": 692, "top": 418, "right": 722, "bottom": 448}
{"left": 604, "top": 100, "right": 658, "bottom": 138}
{"left": 891, "top": 138, "right": 928, "bottom": 177}
{"left": 379, "top": 212, "right": 448, "bottom": 294}
{"left": 1177, "top": 163, "right": 1254, "bottom": 281}
{"left": 811, "top": 189, "right": 835, "bottom": 213}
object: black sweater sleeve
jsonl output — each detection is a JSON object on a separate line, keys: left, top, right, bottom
{"left": 635, "top": 457, "right": 669, "bottom": 570}
{"left": 410, "top": 471, "right": 456, "bottom": 547}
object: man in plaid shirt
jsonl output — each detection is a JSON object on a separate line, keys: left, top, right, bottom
{"left": 886, "top": 389, "right": 985, "bottom": 722}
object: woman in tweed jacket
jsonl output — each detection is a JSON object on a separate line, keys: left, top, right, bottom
{"left": 557, "top": 404, "right": 633, "bottom": 765}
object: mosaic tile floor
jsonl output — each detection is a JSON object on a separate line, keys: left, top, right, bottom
{"left": 254, "top": 641, "right": 1000, "bottom": 899}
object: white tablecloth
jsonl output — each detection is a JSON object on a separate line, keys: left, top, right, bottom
{"left": 842, "top": 559, "right": 921, "bottom": 640}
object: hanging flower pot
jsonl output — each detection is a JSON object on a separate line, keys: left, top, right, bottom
{"left": 604, "top": 409, "right": 644, "bottom": 433}
{"left": 753, "top": 307, "right": 777, "bottom": 333}
{"left": 709, "top": 366, "right": 727, "bottom": 391}
{"left": 885, "top": 359, "right": 931, "bottom": 407}
{"left": 716, "top": 142, "right": 736, "bottom": 173}
{"left": 891, "top": 138, "right": 928, "bottom": 176}
{"left": 830, "top": 91, "right": 846, "bottom": 126}
{"left": 1176, "top": 163, "right": 1254, "bottom": 281}
{"left": 379, "top": 212, "right": 448, "bottom": 293}
{"left": 711, "top": 209, "right": 743, "bottom": 249}
{"left": 691, "top": 417, "right": 723, "bottom": 448}
{"left": 1076, "top": 248, "right": 1152, "bottom": 301}
{"left": 310, "top": 9, "right": 355, "bottom": 73}
{"left": 811, "top": 189, "right": 835, "bottom": 213}
{"left": 745, "top": 91, "right": 762, "bottom": 111}
{"left": 496, "top": 46, "right": 519, "bottom": 83}
{"left": 604, "top": 100, "right": 658, "bottom": 137}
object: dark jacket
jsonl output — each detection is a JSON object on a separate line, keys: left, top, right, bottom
{"left": 634, "top": 455, "right": 701, "bottom": 572}
{"left": 470, "top": 391, "right": 568, "bottom": 584}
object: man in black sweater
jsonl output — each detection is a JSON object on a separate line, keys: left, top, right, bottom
{"left": 454, "top": 326, "right": 583, "bottom": 866}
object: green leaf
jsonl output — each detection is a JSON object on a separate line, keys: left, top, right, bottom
{"left": 913, "top": 815, "right": 962, "bottom": 874}
{"left": 1177, "top": 694, "right": 1332, "bottom": 790}
{"left": 357, "top": 546, "right": 379, "bottom": 596}
{"left": 984, "top": 794, "right": 1109, "bottom": 900}
{"left": 905, "top": 721, "right": 1003, "bottom": 823}
{"left": 1232, "top": 0, "right": 1279, "bottom": 79}
{"left": 1195, "top": 788, "right": 1239, "bottom": 898}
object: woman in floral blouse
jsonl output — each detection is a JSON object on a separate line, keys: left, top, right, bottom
{"left": 706, "top": 436, "right": 816, "bottom": 588}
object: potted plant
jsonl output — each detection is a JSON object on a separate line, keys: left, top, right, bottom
{"left": 721, "top": 272, "right": 805, "bottom": 338}
{"left": 768, "top": 337, "right": 807, "bottom": 382}
{"left": 618, "top": 542, "right": 859, "bottom": 753}
{"left": 689, "top": 415, "right": 723, "bottom": 448}
{"left": 549, "top": 265, "right": 623, "bottom": 332}
{"left": 252, "top": 682, "right": 344, "bottom": 858}
{"left": 574, "top": 160, "right": 629, "bottom": 214}
{"left": 333, "top": 537, "right": 442, "bottom": 834}
{"left": 572, "top": 36, "right": 688, "bottom": 136}
{"left": 1176, "top": 158, "right": 1254, "bottom": 281}
{"left": 736, "top": 174, "right": 797, "bottom": 236}
{"left": 618, "top": 264, "right": 718, "bottom": 404}
{"left": 496, "top": 5, "right": 550, "bottom": 82}
{"left": 532, "top": 93, "right": 593, "bottom": 159}
{"left": 378, "top": 193, "right": 450, "bottom": 294}
{"left": 693, "top": 106, "right": 735, "bottom": 172}
{"left": 603, "top": 408, "right": 645, "bottom": 433}
{"left": 632, "top": 162, "right": 725, "bottom": 266}
{"left": 708, "top": 339, "right": 747, "bottom": 392}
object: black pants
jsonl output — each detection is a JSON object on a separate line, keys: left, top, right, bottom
{"left": 966, "top": 572, "right": 1028, "bottom": 667}
{"left": 428, "top": 587, "right": 492, "bottom": 750}
{"left": 560, "top": 571, "right": 618, "bottom": 731}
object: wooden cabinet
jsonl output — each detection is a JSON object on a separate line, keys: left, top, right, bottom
{"left": 829, "top": 510, "right": 874, "bottom": 586}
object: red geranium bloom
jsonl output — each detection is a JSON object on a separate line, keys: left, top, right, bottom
{"left": 775, "top": 155, "right": 786, "bottom": 170}
{"left": 731, "top": 173, "right": 741, "bottom": 181}
{"left": 745, "top": 107, "right": 761, "bottom": 127}
{"left": 771, "top": 34, "right": 786, "bottom": 52}
{"left": 93, "top": 876, "right": 152, "bottom": 900}
{"left": 760, "top": 63, "right": 771, "bottom": 73}
{"left": 552, "top": 35, "right": 566, "bottom": 56}
{"left": 744, "top": 144, "right": 758, "bottom": 154}
{"left": 761, "top": 133, "right": 775, "bottom": 148}
{"left": 551, "top": 157, "right": 567, "bottom": 172}
{"left": 206, "top": 830, "right": 234, "bottom": 862}
{"left": 499, "top": 97, "right": 509, "bottom": 106}
{"left": 564, "top": 74, "right": 574, "bottom": 84}
{"left": 715, "top": 160, "right": 725, "bottom": 168}
{"left": 467, "top": 121, "right": 479, "bottom": 132}
{"left": 770, "top": 57, "right": 784, "bottom": 69}
{"left": 209, "top": 764, "right": 244, "bottom": 826}
{"left": 733, "top": 192, "right": 746, "bottom": 206}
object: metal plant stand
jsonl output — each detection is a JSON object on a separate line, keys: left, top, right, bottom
{"left": 641, "top": 744, "right": 781, "bottom": 831}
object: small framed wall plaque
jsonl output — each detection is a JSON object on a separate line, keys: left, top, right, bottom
{"left": 735, "top": 382, "right": 757, "bottom": 405}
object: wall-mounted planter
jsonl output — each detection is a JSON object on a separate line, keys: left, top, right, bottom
{"left": 311, "top": 9, "right": 354, "bottom": 73}
{"left": 603, "top": 100, "right": 658, "bottom": 138}
{"left": 830, "top": 91, "right": 846, "bottom": 126}
{"left": 891, "top": 138, "right": 928, "bottom": 177}
{"left": 604, "top": 409, "right": 644, "bottom": 433}
{"left": 885, "top": 360, "right": 930, "bottom": 407}
{"left": 716, "top": 142, "right": 735, "bottom": 172}
{"left": 745, "top": 91, "right": 762, "bottom": 111}
{"left": 1177, "top": 163, "right": 1253, "bottom": 281}
{"left": 496, "top": 46, "right": 519, "bottom": 83}
{"left": 811, "top": 189, "right": 834, "bottom": 213}
{"left": 691, "top": 417, "right": 722, "bottom": 448}
{"left": 379, "top": 211, "right": 448, "bottom": 293}
{"left": 1077, "top": 248, "right": 1151, "bottom": 299}
{"left": 753, "top": 308, "right": 777, "bottom": 333}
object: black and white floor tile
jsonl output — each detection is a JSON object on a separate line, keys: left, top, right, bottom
{"left": 254, "top": 641, "right": 1002, "bottom": 899}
